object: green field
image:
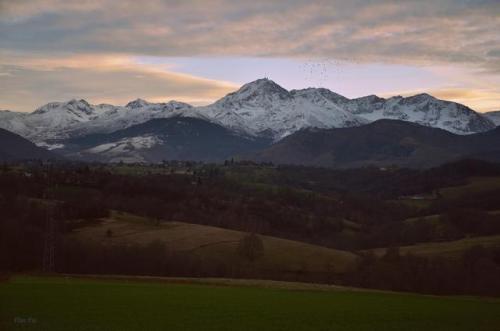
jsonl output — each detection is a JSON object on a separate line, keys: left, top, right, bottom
{"left": 1, "top": 276, "right": 500, "bottom": 331}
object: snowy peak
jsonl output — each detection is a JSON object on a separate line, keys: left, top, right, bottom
{"left": 200, "top": 79, "right": 367, "bottom": 140}
{"left": 355, "top": 94, "right": 386, "bottom": 103}
{"left": 238, "top": 78, "right": 290, "bottom": 97}
{"left": 125, "top": 98, "right": 150, "bottom": 109}
{"left": 34, "top": 99, "right": 94, "bottom": 116}
{"left": 484, "top": 111, "right": 500, "bottom": 126}
{"left": 344, "top": 93, "right": 496, "bottom": 134}
{"left": 217, "top": 78, "right": 291, "bottom": 106}
{"left": 125, "top": 99, "right": 193, "bottom": 111}
{"left": 291, "top": 88, "right": 350, "bottom": 104}
{"left": 0, "top": 98, "right": 196, "bottom": 142}
{"left": 162, "top": 100, "right": 194, "bottom": 110}
{"left": 1, "top": 79, "right": 497, "bottom": 146}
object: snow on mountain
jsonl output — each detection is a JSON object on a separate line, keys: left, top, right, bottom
{"left": 0, "top": 78, "right": 496, "bottom": 147}
{"left": 0, "top": 110, "right": 30, "bottom": 136}
{"left": 27, "top": 99, "right": 102, "bottom": 140}
{"left": 197, "top": 78, "right": 368, "bottom": 140}
{"left": 484, "top": 111, "right": 500, "bottom": 126}
{"left": 68, "top": 99, "right": 200, "bottom": 138}
{"left": 196, "top": 79, "right": 494, "bottom": 138}
{"left": 341, "top": 93, "right": 495, "bottom": 135}
{"left": 1, "top": 99, "right": 107, "bottom": 141}
{"left": 83, "top": 135, "right": 163, "bottom": 163}
{"left": 0, "top": 99, "right": 197, "bottom": 142}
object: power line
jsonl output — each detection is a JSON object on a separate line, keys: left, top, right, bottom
{"left": 42, "top": 163, "right": 56, "bottom": 273}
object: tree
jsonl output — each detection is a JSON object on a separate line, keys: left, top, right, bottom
{"left": 237, "top": 233, "right": 264, "bottom": 261}
{"left": 381, "top": 246, "right": 400, "bottom": 263}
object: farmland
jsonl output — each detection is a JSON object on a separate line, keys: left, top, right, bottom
{"left": 369, "top": 234, "right": 500, "bottom": 258}
{"left": 1, "top": 276, "right": 500, "bottom": 331}
{"left": 68, "top": 211, "right": 357, "bottom": 276}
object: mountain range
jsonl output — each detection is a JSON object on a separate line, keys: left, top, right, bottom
{"left": 0, "top": 128, "right": 56, "bottom": 162}
{"left": 0, "top": 78, "right": 498, "bottom": 167}
{"left": 0, "top": 79, "right": 496, "bottom": 143}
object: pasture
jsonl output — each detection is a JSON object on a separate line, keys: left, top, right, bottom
{"left": 1, "top": 276, "right": 500, "bottom": 331}
{"left": 68, "top": 211, "right": 357, "bottom": 276}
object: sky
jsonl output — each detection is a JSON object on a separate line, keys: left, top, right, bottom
{"left": 0, "top": 0, "right": 499, "bottom": 113}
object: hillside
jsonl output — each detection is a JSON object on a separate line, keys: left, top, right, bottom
{"left": 0, "top": 128, "right": 56, "bottom": 161}
{"left": 249, "top": 120, "right": 500, "bottom": 168}
{"left": 68, "top": 212, "right": 358, "bottom": 276}
{"left": 59, "top": 117, "right": 271, "bottom": 163}
{"left": 369, "top": 235, "right": 500, "bottom": 258}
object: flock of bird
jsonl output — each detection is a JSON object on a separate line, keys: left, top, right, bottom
{"left": 299, "top": 58, "right": 359, "bottom": 85}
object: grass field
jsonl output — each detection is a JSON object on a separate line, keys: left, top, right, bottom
{"left": 394, "top": 176, "right": 500, "bottom": 210}
{"left": 369, "top": 235, "right": 500, "bottom": 258}
{"left": 1, "top": 276, "right": 500, "bottom": 331}
{"left": 440, "top": 176, "right": 500, "bottom": 200}
{"left": 68, "top": 211, "right": 357, "bottom": 275}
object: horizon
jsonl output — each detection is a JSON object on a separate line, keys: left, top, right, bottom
{"left": 0, "top": 1, "right": 499, "bottom": 113}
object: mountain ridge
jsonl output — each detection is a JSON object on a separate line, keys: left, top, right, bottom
{"left": 248, "top": 119, "right": 500, "bottom": 168}
{"left": 0, "top": 78, "right": 496, "bottom": 145}
{"left": 59, "top": 117, "right": 271, "bottom": 163}
{"left": 485, "top": 111, "right": 500, "bottom": 126}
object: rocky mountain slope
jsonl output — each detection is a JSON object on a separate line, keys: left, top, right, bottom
{"left": 339, "top": 93, "right": 495, "bottom": 135}
{"left": 198, "top": 79, "right": 368, "bottom": 140}
{"left": 485, "top": 111, "right": 500, "bottom": 126}
{"left": 0, "top": 99, "right": 198, "bottom": 144}
{"left": 1, "top": 79, "right": 495, "bottom": 148}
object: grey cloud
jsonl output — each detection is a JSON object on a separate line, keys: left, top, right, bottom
{"left": 0, "top": 0, "right": 499, "bottom": 71}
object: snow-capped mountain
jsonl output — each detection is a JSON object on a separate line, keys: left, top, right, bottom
{"left": 485, "top": 111, "right": 500, "bottom": 126}
{"left": 198, "top": 79, "right": 368, "bottom": 140}
{"left": 339, "top": 93, "right": 495, "bottom": 135}
{"left": 0, "top": 110, "right": 29, "bottom": 136}
{"left": 27, "top": 99, "right": 103, "bottom": 140}
{"left": 0, "top": 100, "right": 111, "bottom": 142}
{"left": 62, "top": 117, "right": 271, "bottom": 163}
{"left": 0, "top": 99, "right": 198, "bottom": 143}
{"left": 68, "top": 99, "right": 201, "bottom": 139}
{"left": 0, "top": 78, "right": 497, "bottom": 149}
{"left": 197, "top": 79, "right": 494, "bottom": 138}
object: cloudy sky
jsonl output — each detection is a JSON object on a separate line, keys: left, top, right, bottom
{"left": 1, "top": 0, "right": 499, "bottom": 112}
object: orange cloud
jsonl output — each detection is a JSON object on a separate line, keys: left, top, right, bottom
{"left": 0, "top": 52, "right": 237, "bottom": 112}
{"left": 382, "top": 87, "right": 500, "bottom": 113}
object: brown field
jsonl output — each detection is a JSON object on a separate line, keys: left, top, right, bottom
{"left": 69, "top": 211, "right": 358, "bottom": 276}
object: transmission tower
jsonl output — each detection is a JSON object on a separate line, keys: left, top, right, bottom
{"left": 42, "top": 212, "right": 56, "bottom": 272}
{"left": 42, "top": 164, "right": 56, "bottom": 273}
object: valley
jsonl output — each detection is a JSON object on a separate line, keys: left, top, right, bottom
{"left": 2, "top": 159, "right": 500, "bottom": 297}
